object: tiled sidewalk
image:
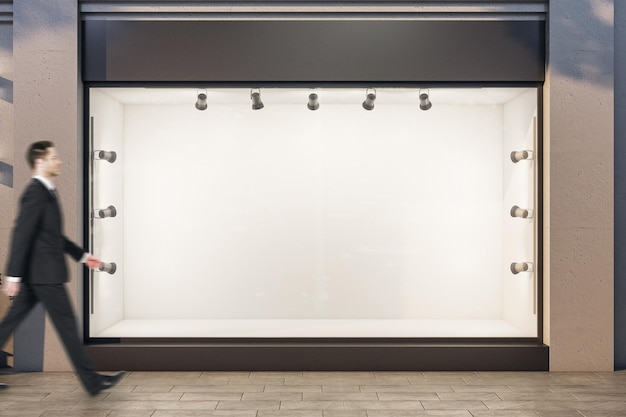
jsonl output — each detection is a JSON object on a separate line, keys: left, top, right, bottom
{"left": 0, "top": 371, "right": 625, "bottom": 417}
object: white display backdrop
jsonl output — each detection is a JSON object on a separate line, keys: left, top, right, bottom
{"left": 89, "top": 87, "right": 537, "bottom": 338}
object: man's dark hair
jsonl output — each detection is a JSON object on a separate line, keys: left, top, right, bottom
{"left": 26, "top": 141, "right": 55, "bottom": 169}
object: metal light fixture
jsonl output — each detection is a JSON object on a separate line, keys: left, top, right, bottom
{"left": 251, "top": 88, "right": 264, "bottom": 110}
{"left": 419, "top": 89, "right": 432, "bottom": 111}
{"left": 510, "top": 150, "right": 533, "bottom": 163}
{"left": 195, "top": 91, "right": 208, "bottom": 111}
{"left": 99, "top": 262, "right": 117, "bottom": 274}
{"left": 510, "top": 205, "right": 533, "bottom": 219}
{"left": 307, "top": 92, "right": 319, "bottom": 111}
{"left": 510, "top": 262, "right": 534, "bottom": 274}
{"left": 94, "top": 150, "right": 117, "bottom": 163}
{"left": 95, "top": 205, "right": 117, "bottom": 219}
{"left": 362, "top": 88, "right": 376, "bottom": 110}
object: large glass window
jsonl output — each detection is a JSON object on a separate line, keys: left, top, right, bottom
{"left": 87, "top": 87, "right": 538, "bottom": 339}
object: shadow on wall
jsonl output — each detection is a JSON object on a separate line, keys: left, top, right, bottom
{"left": 0, "top": 77, "right": 12, "bottom": 103}
{"left": 549, "top": 0, "right": 614, "bottom": 88}
{"left": 0, "top": 76, "right": 13, "bottom": 186}
{"left": 0, "top": 161, "right": 12, "bottom": 188}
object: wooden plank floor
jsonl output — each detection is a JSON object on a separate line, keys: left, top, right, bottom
{"left": 1, "top": 371, "right": 625, "bottom": 416}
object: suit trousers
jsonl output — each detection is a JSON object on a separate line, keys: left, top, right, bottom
{"left": 0, "top": 283, "right": 102, "bottom": 392}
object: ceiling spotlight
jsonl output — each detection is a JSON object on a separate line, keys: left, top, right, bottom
{"left": 362, "top": 88, "right": 376, "bottom": 111}
{"left": 307, "top": 92, "right": 319, "bottom": 111}
{"left": 251, "top": 88, "right": 264, "bottom": 110}
{"left": 195, "top": 91, "right": 207, "bottom": 111}
{"left": 419, "top": 90, "right": 432, "bottom": 111}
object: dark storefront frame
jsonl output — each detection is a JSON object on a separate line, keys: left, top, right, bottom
{"left": 81, "top": 19, "right": 548, "bottom": 371}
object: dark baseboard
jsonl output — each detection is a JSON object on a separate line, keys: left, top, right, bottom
{"left": 86, "top": 341, "right": 549, "bottom": 371}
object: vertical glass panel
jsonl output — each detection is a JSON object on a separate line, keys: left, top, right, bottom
{"left": 88, "top": 87, "right": 538, "bottom": 338}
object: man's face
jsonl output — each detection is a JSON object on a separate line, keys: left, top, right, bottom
{"left": 40, "top": 147, "right": 62, "bottom": 177}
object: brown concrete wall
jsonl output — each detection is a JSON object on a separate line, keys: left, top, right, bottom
{"left": 13, "top": 0, "right": 80, "bottom": 371}
{"left": 545, "top": 0, "right": 614, "bottom": 371}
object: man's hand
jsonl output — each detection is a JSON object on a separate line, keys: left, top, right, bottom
{"left": 2, "top": 281, "right": 20, "bottom": 298}
{"left": 85, "top": 255, "right": 102, "bottom": 270}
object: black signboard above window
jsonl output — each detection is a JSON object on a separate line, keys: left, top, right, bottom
{"left": 83, "top": 20, "right": 545, "bottom": 83}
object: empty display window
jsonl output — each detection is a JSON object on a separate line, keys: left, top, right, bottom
{"left": 87, "top": 87, "right": 539, "bottom": 339}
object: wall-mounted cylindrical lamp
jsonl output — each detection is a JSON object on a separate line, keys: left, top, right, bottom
{"left": 308, "top": 92, "right": 319, "bottom": 111}
{"left": 510, "top": 150, "right": 533, "bottom": 163}
{"left": 419, "top": 89, "right": 432, "bottom": 111}
{"left": 99, "top": 262, "right": 117, "bottom": 274}
{"left": 251, "top": 88, "right": 264, "bottom": 110}
{"left": 94, "top": 150, "right": 116, "bottom": 163}
{"left": 362, "top": 88, "right": 376, "bottom": 111}
{"left": 510, "top": 262, "right": 534, "bottom": 274}
{"left": 195, "top": 91, "right": 208, "bottom": 111}
{"left": 95, "top": 205, "right": 117, "bottom": 219}
{"left": 510, "top": 205, "right": 534, "bottom": 219}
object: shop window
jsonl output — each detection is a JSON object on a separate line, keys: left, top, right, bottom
{"left": 87, "top": 87, "right": 538, "bottom": 339}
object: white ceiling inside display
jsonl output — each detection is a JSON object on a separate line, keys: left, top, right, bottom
{"left": 95, "top": 87, "right": 532, "bottom": 106}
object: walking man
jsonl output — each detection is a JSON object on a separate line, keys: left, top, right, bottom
{"left": 0, "top": 141, "right": 125, "bottom": 395}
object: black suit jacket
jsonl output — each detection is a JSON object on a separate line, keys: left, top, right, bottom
{"left": 6, "top": 179, "right": 84, "bottom": 284}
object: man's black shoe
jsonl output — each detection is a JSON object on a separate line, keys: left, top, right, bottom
{"left": 0, "top": 383, "right": 7, "bottom": 390}
{"left": 89, "top": 371, "right": 126, "bottom": 396}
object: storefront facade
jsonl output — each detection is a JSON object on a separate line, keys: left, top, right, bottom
{"left": 0, "top": 0, "right": 621, "bottom": 372}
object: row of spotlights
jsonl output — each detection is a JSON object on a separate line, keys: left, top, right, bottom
{"left": 362, "top": 88, "right": 431, "bottom": 111}
{"left": 195, "top": 89, "right": 433, "bottom": 111}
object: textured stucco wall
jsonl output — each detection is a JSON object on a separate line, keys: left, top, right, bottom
{"left": 13, "top": 0, "right": 80, "bottom": 371}
{"left": 545, "top": 0, "right": 614, "bottom": 371}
